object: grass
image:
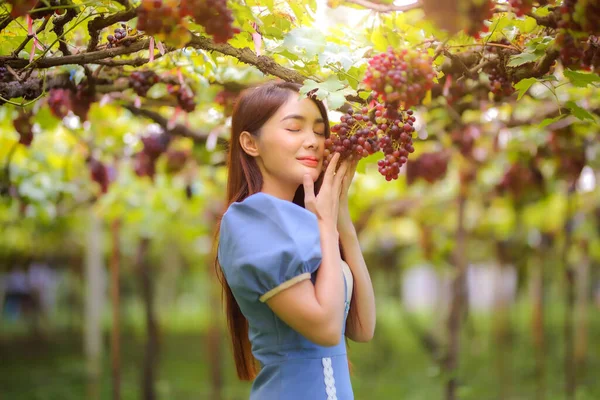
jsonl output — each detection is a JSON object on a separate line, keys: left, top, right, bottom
{"left": 1, "top": 298, "right": 599, "bottom": 400}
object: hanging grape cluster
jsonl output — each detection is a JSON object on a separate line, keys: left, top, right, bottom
{"left": 363, "top": 47, "right": 435, "bottom": 110}
{"left": 496, "top": 160, "right": 545, "bottom": 202}
{"left": 405, "top": 151, "right": 450, "bottom": 185}
{"left": 324, "top": 103, "right": 416, "bottom": 181}
{"left": 13, "top": 112, "right": 34, "bottom": 147}
{"left": 129, "top": 70, "right": 160, "bottom": 97}
{"left": 87, "top": 157, "right": 110, "bottom": 194}
{"left": 136, "top": 0, "right": 238, "bottom": 45}
{"left": 507, "top": 0, "right": 534, "bottom": 17}
{"left": 167, "top": 84, "right": 196, "bottom": 112}
{"left": 556, "top": 31, "right": 600, "bottom": 71}
{"left": 134, "top": 132, "right": 172, "bottom": 179}
{"left": 181, "top": 0, "right": 239, "bottom": 43}
{"left": 106, "top": 25, "right": 133, "bottom": 48}
{"left": 461, "top": 0, "right": 495, "bottom": 38}
{"left": 559, "top": 0, "right": 600, "bottom": 35}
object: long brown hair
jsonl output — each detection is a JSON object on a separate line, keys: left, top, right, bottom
{"left": 213, "top": 80, "right": 356, "bottom": 381}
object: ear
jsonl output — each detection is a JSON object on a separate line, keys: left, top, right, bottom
{"left": 239, "top": 131, "right": 260, "bottom": 157}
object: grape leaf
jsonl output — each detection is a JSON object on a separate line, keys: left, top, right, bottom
{"left": 507, "top": 51, "right": 543, "bottom": 67}
{"left": 565, "top": 101, "right": 596, "bottom": 121}
{"left": 282, "top": 27, "right": 326, "bottom": 58}
{"left": 513, "top": 77, "right": 537, "bottom": 100}
{"left": 537, "top": 114, "right": 566, "bottom": 129}
{"left": 563, "top": 70, "right": 600, "bottom": 88}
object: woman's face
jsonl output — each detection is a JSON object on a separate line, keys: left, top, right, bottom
{"left": 251, "top": 92, "right": 327, "bottom": 194}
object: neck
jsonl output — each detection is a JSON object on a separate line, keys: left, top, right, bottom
{"left": 260, "top": 178, "right": 298, "bottom": 202}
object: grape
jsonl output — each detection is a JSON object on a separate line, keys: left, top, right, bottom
{"left": 582, "top": 35, "right": 600, "bottom": 70}
{"left": 106, "top": 26, "right": 132, "bottom": 48}
{"left": 133, "top": 151, "right": 157, "bottom": 178}
{"left": 556, "top": 31, "right": 587, "bottom": 70}
{"left": 137, "top": 0, "right": 183, "bottom": 37}
{"left": 560, "top": 0, "right": 600, "bottom": 35}
{"left": 165, "top": 149, "right": 189, "bottom": 174}
{"left": 363, "top": 47, "right": 435, "bottom": 109}
{"left": 72, "top": 84, "right": 92, "bottom": 121}
{"left": 486, "top": 65, "right": 515, "bottom": 98}
{"left": 215, "top": 89, "right": 239, "bottom": 116}
{"left": 183, "top": 0, "right": 239, "bottom": 43}
{"left": 47, "top": 88, "right": 73, "bottom": 119}
{"left": 0, "top": 66, "right": 8, "bottom": 82}
{"left": 461, "top": 0, "right": 494, "bottom": 38}
{"left": 13, "top": 112, "right": 34, "bottom": 147}
{"left": 508, "top": 0, "right": 534, "bottom": 17}
{"left": 496, "top": 160, "right": 544, "bottom": 201}
{"left": 450, "top": 125, "right": 478, "bottom": 158}
{"left": 406, "top": 151, "right": 449, "bottom": 185}
{"left": 129, "top": 70, "right": 160, "bottom": 97}
{"left": 168, "top": 84, "right": 196, "bottom": 112}
{"left": 324, "top": 102, "right": 417, "bottom": 181}
{"left": 88, "top": 158, "right": 110, "bottom": 194}
{"left": 141, "top": 132, "right": 171, "bottom": 160}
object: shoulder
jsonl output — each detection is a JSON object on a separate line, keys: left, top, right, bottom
{"left": 221, "top": 192, "right": 317, "bottom": 234}
{"left": 219, "top": 192, "right": 319, "bottom": 258}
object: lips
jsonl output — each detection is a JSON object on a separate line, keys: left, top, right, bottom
{"left": 297, "top": 157, "right": 319, "bottom": 167}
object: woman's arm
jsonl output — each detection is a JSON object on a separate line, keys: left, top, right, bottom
{"left": 337, "top": 160, "right": 376, "bottom": 342}
{"left": 339, "top": 215, "right": 376, "bottom": 342}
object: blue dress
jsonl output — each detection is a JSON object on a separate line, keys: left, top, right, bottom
{"left": 218, "top": 192, "right": 354, "bottom": 400}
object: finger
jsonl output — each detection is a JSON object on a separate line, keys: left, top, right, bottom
{"left": 303, "top": 174, "right": 316, "bottom": 209}
{"left": 323, "top": 152, "right": 340, "bottom": 186}
{"left": 333, "top": 160, "right": 350, "bottom": 195}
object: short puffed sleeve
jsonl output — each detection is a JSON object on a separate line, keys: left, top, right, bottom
{"left": 218, "top": 192, "right": 322, "bottom": 303}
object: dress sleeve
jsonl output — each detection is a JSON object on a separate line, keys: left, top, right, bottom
{"left": 218, "top": 193, "right": 322, "bottom": 303}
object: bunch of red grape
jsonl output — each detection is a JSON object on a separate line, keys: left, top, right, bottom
{"left": 0, "top": 66, "right": 8, "bottom": 82}
{"left": 508, "top": 0, "right": 534, "bottom": 17}
{"left": 582, "top": 35, "right": 600, "bottom": 70}
{"left": 129, "top": 70, "right": 160, "bottom": 96}
{"left": 450, "top": 125, "right": 478, "bottom": 158}
{"left": 134, "top": 132, "right": 172, "bottom": 179}
{"left": 363, "top": 47, "right": 435, "bottom": 110}
{"left": 137, "top": 0, "right": 186, "bottom": 39}
{"left": 486, "top": 65, "right": 515, "bottom": 98}
{"left": 168, "top": 84, "right": 196, "bottom": 112}
{"left": 405, "top": 151, "right": 449, "bottom": 185}
{"left": 107, "top": 25, "right": 131, "bottom": 48}
{"left": 87, "top": 157, "right": 110, "bottom": 194}
{"left": 461, "top": 0, "right": 494, "bottom": 38}
{"left": 215, "top": 89, "right": 239, "bottom": 115}
{"left": 47, "top": 88, "right": 73, "bottom": 119}
{"left": 496, "top": 160, "right": 544, "bottom": 201}
{"left": 554, "top": 31, "right": 600, "bottom": 71}
{"left": 559, "top": 0, "right": 600, "bottom": 35}
{"left": 182, "top": 0, "right": 239, "bottom": 43}
{"left": 546, "top": 130, "right": 586, "bottom": 183}
{"left": 165, "top": 149, "right": 190, "bottom": 174}
{"left": 72, "top": 83, "right": 92, "bottom": 121}
{"left": 13, "top": 112, "right": 34, "bottom": 147}
{"left": 324, "top": 103, "right": 416, "bottom": 181}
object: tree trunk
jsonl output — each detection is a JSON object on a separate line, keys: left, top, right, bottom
{"left": 531, "top": 237, "right": 547, "bottom": 400}
{"left": 574, "top": 240, "right": 590, "bottom": 382}
{"left": 84, "top": 212, "right": 105, "bottom": 379}
{"left": 445, "top": 190, "right": 468, "bottom": 400}
{"left": 110, "top": 220, "right": 122, "bottom": 400}
{"left": 84, "top": 212, "right": 105, "bottom": 400}
{"left": 563, "top": 188, "right": 576, "bottom": 400}
{"left": 136, "top": 238, "right": 158, "bottom": 400}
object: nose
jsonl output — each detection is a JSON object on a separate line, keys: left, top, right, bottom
{"left": 304, "top": 130, "right": 319, "bottom": 149}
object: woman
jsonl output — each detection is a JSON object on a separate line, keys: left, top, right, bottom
{"left": 215, "top": 81, "right": 376, "bottom": 400}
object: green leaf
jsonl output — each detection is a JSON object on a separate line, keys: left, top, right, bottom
{"left": 563, "top": 70, "right": 600, "bottom": 88}
{"left": 565, "top": 101, "right": 596, "bottom": 121}
{"left": 513, "top": 77, "right": 537, "bottom": 100}
{"left": 507, "top": 51, "right": 543, "bottom": 67}
{"left": 537, "top": 114, "right": 566, "bottom": 129}
{"left": 282, "top": 27, "right": 327, "bottom": 59}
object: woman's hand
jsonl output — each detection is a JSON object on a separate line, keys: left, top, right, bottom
{"left": 303, "top": 153, "right": 349, "bottom": 229}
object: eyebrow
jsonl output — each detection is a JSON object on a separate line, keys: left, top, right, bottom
{"left": 280, "top": 114, "right": 325, "bottom": 124}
